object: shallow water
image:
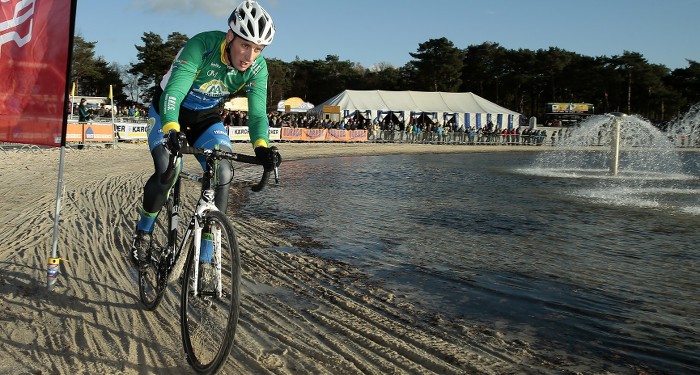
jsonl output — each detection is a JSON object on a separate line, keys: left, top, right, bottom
{"left": 242, "top": 151, "right": 700, "bottom": 374}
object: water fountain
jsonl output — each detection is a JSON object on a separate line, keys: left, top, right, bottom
{"left": 667, "top": 102, "right": 700, "bottom": 147}
{"left": 522, "top": 110, "right": 699, "bottom": 215}
{"left": 529, "top": 112, "right": 687, "bottom": 178}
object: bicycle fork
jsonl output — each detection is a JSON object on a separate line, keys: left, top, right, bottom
{"left": 189, "top": 190, "right": 222, "bottom": 298}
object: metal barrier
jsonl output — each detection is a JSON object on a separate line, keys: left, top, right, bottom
{"left": 367, "top": 129, "right": 698, "bottom": 148}
{"left": 0, "top": 142, "right": 45, "bottom": 153}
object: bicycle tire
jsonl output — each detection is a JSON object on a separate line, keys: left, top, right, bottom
{"left": 180, "top": 209, "right": 241, "bottom": 374}
{"left": 138, "top": 197, "right": 172, "bottom": 310}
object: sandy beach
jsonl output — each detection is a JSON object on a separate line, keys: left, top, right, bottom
{"left": 1, "top": 141, "right": 587, "bottom": 375}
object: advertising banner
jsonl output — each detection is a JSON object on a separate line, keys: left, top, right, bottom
{"left": 0, "top": 0, "right": 73, "bottom": 146}
{"left": 281, "top": 127, "right": 304, "bottom": 141}
{"left": 64, "top": 123, "right": 114, "bottom": 143}
{"left": 279, "top": 127, "right": 367, "bottom": 142}
{"left": 83, "top": 124, "right": 113, "bottom": 142}
{"left": 326, "top": 129, "right": 347, "bottom": 141}
{"left": 302, "top": 128, "right": 327, "bottom": 142}
{"left": 269, "top": 127, "right": 281, "bottom": 141}
{"left": 227, "top": 126, "right": 281, "bottom": 142}
{"left": 549, "top": 103, "right": 592, "bottom": 113}
{"left": 65, "top": 123, "right": 83, "bottom": 142}
{"left": 114, "top": 122, "right": 148, "bottom": 140}
{"left": 347, "top": 130, "right": 368, "bottom": 141}
{"left": 228, "top": 125, "right": 251, "bottom": 141}
{"left": 111, "top": 124, "right": 283, "bottom": 143}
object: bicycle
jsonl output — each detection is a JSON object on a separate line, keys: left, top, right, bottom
{"left": 136, "top": 133, "right": 280, "bottom": 374}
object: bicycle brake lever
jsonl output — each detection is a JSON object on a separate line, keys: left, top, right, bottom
{"left": 271, "top": 146, "right": 281, "bottom": 184}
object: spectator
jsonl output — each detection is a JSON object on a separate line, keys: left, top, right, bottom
{"left": 78, "top": 98, "right": 90, "bottom": 123}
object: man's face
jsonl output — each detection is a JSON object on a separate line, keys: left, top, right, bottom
{"left": 227, "top": 31, "right": 264, "bottom": 71}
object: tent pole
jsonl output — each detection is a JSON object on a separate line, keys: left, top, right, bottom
{"left": 47, "top": 0, "right": 78, "bottom": 291}
{"left": 47, "top": 145, "right": 66, "bottom": 291}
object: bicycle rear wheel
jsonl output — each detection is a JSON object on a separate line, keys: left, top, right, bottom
{"left": 180, "top": 210, "right": 241, "bottom": 374}
{"left": 138, "top": 198, "right": 172, "bottom": 310}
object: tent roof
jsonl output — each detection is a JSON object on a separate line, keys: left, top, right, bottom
{"left": 309, "top": 90, "right": 520, "bottom": 116}
{"left": 276, "top": 98, "right": 315, "bottom": 112}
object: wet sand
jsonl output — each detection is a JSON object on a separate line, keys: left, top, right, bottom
{"left": 1, "top": 142, "right": 585, "bottom": 374}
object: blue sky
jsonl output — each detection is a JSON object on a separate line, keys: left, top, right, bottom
{"left": 76, "top": 0, "right": 700, "bottom": 71}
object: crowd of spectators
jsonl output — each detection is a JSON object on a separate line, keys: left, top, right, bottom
{"left": 257, "top": 111, "right": 566, "bottom": 146}
{"left": 71, "top": 102, "right": 148, "bottom": 122}
{"left": 370, "top": 120, "right": 561, "bottom": 146}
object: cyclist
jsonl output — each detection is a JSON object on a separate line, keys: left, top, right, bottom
{"left": 130, "top": 0, "right": 279, "bottom": 290}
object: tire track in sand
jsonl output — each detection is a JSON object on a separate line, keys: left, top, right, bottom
{"left": 225, "top": 207, "right": 539, "bottom": 374}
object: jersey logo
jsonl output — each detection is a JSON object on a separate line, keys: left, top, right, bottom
{"left": 249, "top": 61, "right": 263, "bottom": 75}
{"left": 146, "top": 117, "right": 157, "bottom": 135}
{"left": 165, "top": 95, "right": 178, "bottom": 112}
{"left": 197, "top": 80, "right": 229, "bottom": 97}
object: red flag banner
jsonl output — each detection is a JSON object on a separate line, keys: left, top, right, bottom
{"left": 1, "top": 0, "right": 73, "bottom": 146}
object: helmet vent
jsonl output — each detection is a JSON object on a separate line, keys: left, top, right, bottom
{"left": 246, "top": 20, "right": 254, "bottom": 37}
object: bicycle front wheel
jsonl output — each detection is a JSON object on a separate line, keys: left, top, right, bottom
{"left": 138, "top": 197, "right": 172, "bottom": 310}
{"left": 180, "top": 210, "right": 241, "bottom": 374}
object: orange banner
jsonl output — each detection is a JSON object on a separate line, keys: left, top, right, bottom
{"left": 64, "top": 123, "right": 114, "bottom": 143}
{"left": 326, "top": 129, "right": 347, "bottom": 141}
{"left": 347, "top": 130, "right": 368, "bottom": 141}
{"left": 83, "top": 124, "right": 114, "bottom": 142}
{"left": 303, "top": 129, "right": 327, "bottom": 141}
{"left": 65, "top": 123, "right": 83, "bottom": 142}
{"left": 281, "top": 127, "right": 304, "bottom": 141}
{"left": 280, "top": 127, "right": 367, "bottom": 142}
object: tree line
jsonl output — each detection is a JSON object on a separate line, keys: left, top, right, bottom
{"left": 71, "top": 32, "right": 700, "bottom": 125}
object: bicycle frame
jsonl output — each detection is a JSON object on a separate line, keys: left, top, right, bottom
{"left": 159, "top": 164, "right": 222, "bottom": 299}
{"left": 157, "top": 136, "right": 279, "bottom": 298}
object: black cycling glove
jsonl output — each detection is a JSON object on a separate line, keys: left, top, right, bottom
{"left": 162, "top": 129, "right": 181, "bottom": 154}
{"left": 254, "top": 146, "right": 279, "bottom": 172}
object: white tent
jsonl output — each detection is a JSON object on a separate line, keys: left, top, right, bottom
{"left": 308, "top": 90, "right": 522, "bottom": 129}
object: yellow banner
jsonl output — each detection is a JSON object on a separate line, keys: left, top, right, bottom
{"left": 550, "top": 103, "right": 590, "bottom": 113}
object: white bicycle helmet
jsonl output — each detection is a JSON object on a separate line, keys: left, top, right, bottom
{"left": 228, "top": 1, "right": 275, "bottom": 46}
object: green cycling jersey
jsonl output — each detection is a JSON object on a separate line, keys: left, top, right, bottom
{"left": 158, "top": 30, "right": 269, "bottom": 148}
